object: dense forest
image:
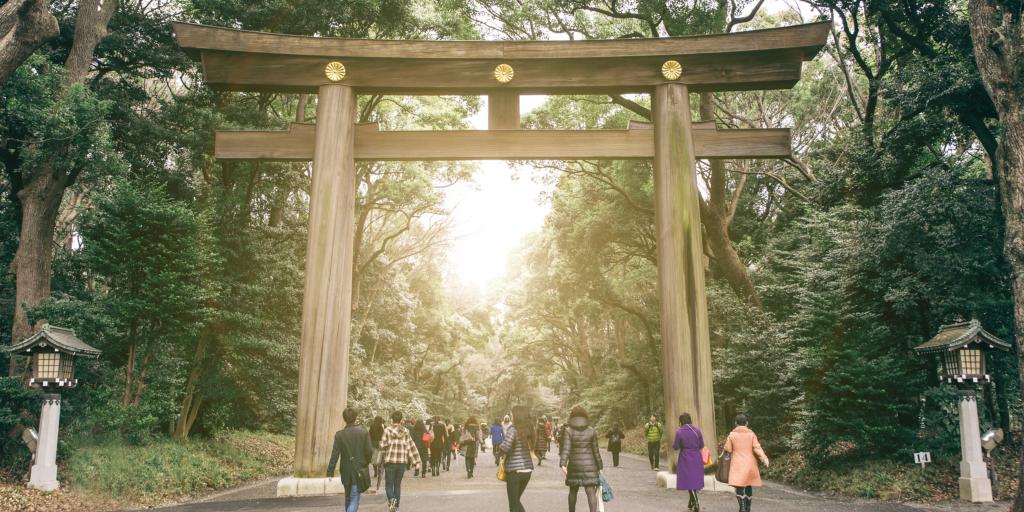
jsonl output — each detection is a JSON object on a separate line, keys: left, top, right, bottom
{"left": 3, "top": 0, "right": 1024, "bottom": 507}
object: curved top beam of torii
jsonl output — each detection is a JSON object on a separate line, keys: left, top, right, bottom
{"left": 171, "top": 21, "right": 830, "bottom": 95}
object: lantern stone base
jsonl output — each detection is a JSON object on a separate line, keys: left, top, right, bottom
{"left": 656, "top": 471, "right": 731, "bottom": 492}
{"left": 28, "top": 394, "right": 61, "bottom": 493}
{"left": 276, "top": 477, "right": 345, "bottom": 497}
{"left": 959, "top": 462, "right": 993, "bottom": 502}
{"left": 26, "top": 464, "right": 58, "bottom": 492}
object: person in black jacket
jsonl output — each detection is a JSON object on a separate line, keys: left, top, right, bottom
{"left": 496, "top": 405, "right": 536, "bottom": 512}
{"left": 412, "top": 420, "right": 428, "bottom": 478}
{"left": 430, "top": 419, "right": 447, "bottom": 476}
{"left": 369, "top": 416, "right": 385, "bottom": 478}
{"left": 606, "top": 423, "right": 624, "bottom": 468}
{"left": 559, "top": 406, "right": 603, "bottom": 512}
{"left": 327, "top": 407, "right": 375, "bottom": 512}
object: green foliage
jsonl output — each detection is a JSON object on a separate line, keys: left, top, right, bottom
{"left": 0, "top": 378, "right": 39, "bottom": 479}
{"left": 65, "top": 430, "right": 292, "bottom": 505}
{"left": 0, "top": 55, "right": 123, "bottom": 183}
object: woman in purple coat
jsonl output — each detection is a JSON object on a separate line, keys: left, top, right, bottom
{"left": 672, "top": 412, "right": 705, "bottom": 512}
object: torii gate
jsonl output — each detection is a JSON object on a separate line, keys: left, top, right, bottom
{"left": 173, "top": 20, "right": 828, "bottom": 492}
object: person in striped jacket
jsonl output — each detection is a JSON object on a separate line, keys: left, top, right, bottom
{"left": 379, "top": 411, "right": 422, "bottom": 512}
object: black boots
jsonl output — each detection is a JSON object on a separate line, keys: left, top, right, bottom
{"left": 688, "top": 491, "right": 700, "bottom": 511}
{"left": 738, "top": 496, "right": 751, "bottom": 512}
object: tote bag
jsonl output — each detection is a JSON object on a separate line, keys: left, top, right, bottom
{"left": 600, "top": 473, "right": 614, "bottom": 502}
{"left": 715, "top": 451, "right": 731, "bottom": 484}
{"left": 496, "top": 455, "right": 507, "bottom": 481}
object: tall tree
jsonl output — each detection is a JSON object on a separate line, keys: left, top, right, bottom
{"left": 966, "top": 0, "right": 1024, "bottom": 508}
{"left": 0, "top": 0, "right": 58, "bottom": 86}
{"left": 8, "top": 0, "right": 118, "bottom": 375}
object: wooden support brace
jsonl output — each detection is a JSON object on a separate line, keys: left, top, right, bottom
{"left": 214, "top": 123, "right": 792, "bottom": 161}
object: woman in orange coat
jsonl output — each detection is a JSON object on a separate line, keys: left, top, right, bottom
{"left": 722, "top": 414, "right": 769, "bottom": 512}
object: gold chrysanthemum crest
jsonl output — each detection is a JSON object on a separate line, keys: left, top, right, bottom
{"left": 494, "top": 63, "right": 514, "bottom": 84}
{"left": 661, "top": 60, "right": 683, "bottom": 80}
{"left": 325, "top": 61, "right": 347, "bottom": 82}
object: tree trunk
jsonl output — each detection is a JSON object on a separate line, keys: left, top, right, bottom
{"left": 0, "top": 0, "right": 58, "bottom": 87}
{"left": 7, "top": 0, "right": 118, "bottom": 376}
{"left": 63, "top": 0, "right": 118, "bottom": 84}
{"left": 966, "top": 0, "right": 1024, "bottom": 508}
{"left": 131, "top": 345, "right": 152, "bottom": 407}
{"left": 702, "top": 202, "right": 762, "bottom": 308}
{"left": 121, "top": 342, "right": 136, "bottom": 406}
{"left": 698, "top": 92, "right": 762, "bottom": 309}
{"left": 173, "top": 330, "right": 213, "bottom": 438}
{"left": 9, "top": 167, "right": 70, "bottom": 375}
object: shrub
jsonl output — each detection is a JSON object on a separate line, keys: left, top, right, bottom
{"left": 0, "top": 377, "right": 40, "bottom": 481}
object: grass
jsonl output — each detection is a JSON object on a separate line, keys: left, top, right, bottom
{"left": 64, "top": 430, "right": 293, "bottom": 507}
{"left": 763, "top": 443, "right": 1020, "bottom": 503}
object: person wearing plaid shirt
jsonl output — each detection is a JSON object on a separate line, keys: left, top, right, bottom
{"left": 380, "top": 411, "right": 421, "bottom": 512}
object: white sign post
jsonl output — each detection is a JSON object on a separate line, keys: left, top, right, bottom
{"left": 914, "top": 451, "right": 932, "bottom": 470}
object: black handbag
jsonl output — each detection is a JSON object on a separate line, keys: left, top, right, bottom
{"left": 715, "top": 450, "right": 731, "bottom": 484}
{"left": 339, "top": 434, "right": 372, "bottom": 492}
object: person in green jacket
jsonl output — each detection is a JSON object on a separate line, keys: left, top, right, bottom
{"left": 644, "top": 415, "right": 665, "bottom": 470}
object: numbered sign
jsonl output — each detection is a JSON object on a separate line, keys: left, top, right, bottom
{"left": 914, "top": 451, "right": 931, "bottom": 469}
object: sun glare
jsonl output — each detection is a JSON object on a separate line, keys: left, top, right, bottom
{"left": 444, "top": 96, "right": 552, "bottom": 291}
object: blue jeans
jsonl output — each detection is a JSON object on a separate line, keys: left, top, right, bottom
{"left": 385, "top": 463, "right": 406, "bottom": 503}
{"left": 345, "top": 482, "right": 360, "bottom": 512}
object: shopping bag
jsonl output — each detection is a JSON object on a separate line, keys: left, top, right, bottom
{"left": 496, "top": 456, "right": 507, "bottom": 481}
{"left": 600, "top": 473, "right": 614, "bottom": 502}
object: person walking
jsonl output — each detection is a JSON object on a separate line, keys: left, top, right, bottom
{"left": 491, "top": 418, "right": 505, "bottom": 466}
{"left": 673, "top": 413, "right": 705, "bottom": 511}
{"left": 412, "top": 420, "right": 429, "bottom": 478}
{"left": 430, "top": 418, "right": 447, "bottom": 476}
{"left": 326, "top": 407, "right": 374, "bottom": 512}
{"left": 502, "top": 414, "right": 512, "bottom": 433}
{"left": 446, "top": 421, "right": 457, "bottom": 470}
{"left": 481, "top": 422, "right": 489, "bottom": 453}
{"left": 544, "top": 416, "right": 554, "bottom": 454}
{"left": 535, "top": 417, "right": 550, "bottom": 466}
{"left": 606, "top": 423, "right": 624, "bottom": 468}
{"left": 380, "top": 411, "right": 422, "bottom": 512}
{"left": 643, "top": 415, "right": 665, "bottom": 470}
{"left": 496, "top": 405, "right": 536, "bottom": 512}
{"left": 554, "top": 420, "right": 568, "bottom": 454}
{"left": 723, "top": 414, "right": 769, "bottom": 512}
{"left": 559, "top": 406, "right": 603, "bottom": 512}
{"left": 369, "top": 415, "right": 386, "bottom": 479}
{"left": 461, "top": 416, "right": 481, "bottom": 478}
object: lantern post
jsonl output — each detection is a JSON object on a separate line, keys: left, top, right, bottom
{"left": 914, "top": 320, "right": 1011, "bottom": 503}
{"left": 6, "top": 324, "right": 100, "bottom": 491}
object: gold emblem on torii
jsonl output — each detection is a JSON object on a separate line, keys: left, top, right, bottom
{"left": 325, "top": 61, "right": 347, "bottom": 82}
{"left": 662, "top": 60, "right": 683, "bottom": 80}
{"left": 494, "top": 63, "right": 515, "bottom": 84}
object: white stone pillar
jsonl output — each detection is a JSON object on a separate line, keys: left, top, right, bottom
{"left": 958, "top": 388, "right": 992, "bottom": 502}
{"left": 28, "top": 393, "right": 61, "bottom": 492}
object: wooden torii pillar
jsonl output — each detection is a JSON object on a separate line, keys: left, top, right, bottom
{"left": 172, "top": 20, "right": 829, "bottom": 493}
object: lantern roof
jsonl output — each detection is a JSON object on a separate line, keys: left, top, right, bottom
{"left": 7, "top": 324, "right": 100, "bottom": 358}
{"left": 914, "top": 320, "right": 1012, "bottom": 355}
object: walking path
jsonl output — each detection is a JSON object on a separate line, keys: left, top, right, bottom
{"left": 153, "top": 449, "right": 1007, "bottom": 512}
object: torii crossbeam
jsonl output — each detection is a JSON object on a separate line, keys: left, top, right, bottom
{"left": 172, "top": 20, "right": 829, "bottom": 494}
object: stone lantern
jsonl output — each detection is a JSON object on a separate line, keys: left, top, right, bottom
{"left": 6, "top": 324, "right": 100, "bottom": 491}
{"left": 915, "top": 320, "right": 1011, "bottom": 503}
